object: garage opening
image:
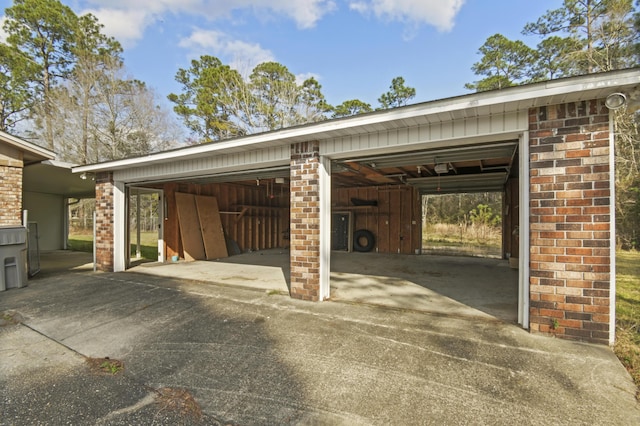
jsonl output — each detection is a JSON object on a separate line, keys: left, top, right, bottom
{"left": 421, "top": 192, "right": 503, "bottom": 259}
{"left": 122, "top": 140, "right": 522, "bottom": 323}
{"left": 127, "top": 188, "right": 164, "bottom": 266}
{"left": 329, "top": 140, "right": 520, "bottom": 322}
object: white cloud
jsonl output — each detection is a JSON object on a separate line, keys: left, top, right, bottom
{"left": 295, "top": 72, "right": 321, "bottom": 85}
{"left": 82, "top": 8, "right": 152, "bottom": 48}
{"left": 349, "top": 0, "right": 465, "bottom": 32}
{"left": 179, "top": 29, "right": 275, "bottom": 74}
{"left": 81, "top": 0, "right": 337, "bottom": 46}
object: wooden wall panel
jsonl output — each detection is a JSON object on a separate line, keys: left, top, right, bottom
{"left": 175, "top": 192, "right": 206, "bottom": 261}
{"left": 162, "top": 181, "right": 288, "bottom": 260}
{"left": 163, "top": 180, "right": 418, "bottom": 260}
{"left": 331, "top": 185, "right": 420, "bottom": 255}
{"left": 503, "top": 178, "right": 518, "bottom": 260}
{"left": 195, "top": 195, "right": 228, "bottom": 260}
{"left": 389, "top": 189, "right": 401, "bottom": 253}
{"left": 164, "top": 183, "right": 181, "bottom": 259}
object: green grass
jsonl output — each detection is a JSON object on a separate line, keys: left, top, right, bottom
{"left": 615, "top": 250, "right": 640, "bottom": 393}
{"left": 422, "top": 223, "right": 501, "bottom": 258}
{"left": 68, "top": 231, "right": 158, "bottom": 260}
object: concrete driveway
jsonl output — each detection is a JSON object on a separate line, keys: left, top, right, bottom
{"left": 1, "top": 253, "right": 639, "bottom": 425}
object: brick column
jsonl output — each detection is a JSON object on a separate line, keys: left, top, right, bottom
{"left": 290, "top": 141, "right": 321, "bottom": 301}
{"left": 0, "top": 164, "right": 23, "bottom": 226}
{"left": 528, "top": 100, "right": 611, "bottom": 344}
{"left": 95, "top": 172, "right": 115, "bottom": 272}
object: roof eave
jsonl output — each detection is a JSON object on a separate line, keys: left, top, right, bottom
{"left": 73, "top": 69, "right": 640, "bottom": 174}
{"left": 0, "top": 130, "right": 56, "bottom": 162}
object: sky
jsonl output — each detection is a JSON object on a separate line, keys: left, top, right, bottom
{"left": 0, "top": 0, "right": 558, "bottom": 110}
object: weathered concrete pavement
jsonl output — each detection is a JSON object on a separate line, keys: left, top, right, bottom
{"left": 1, "top": 266, "right": 639, "bottom": 425}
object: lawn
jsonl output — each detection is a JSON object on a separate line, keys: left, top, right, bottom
{"left": 422, "top": 222, "right": 502, "bottom": 257}
{"left": 68, "top": 231, "right": 158, "bottom": 260}
{"left": 614, "top": 250, "right": 640, "bottom": 394}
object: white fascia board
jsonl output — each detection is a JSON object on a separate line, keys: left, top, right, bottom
{"left": 73, "top": 70, "right": 640, "bottom": 175}
{"left": 0, "top": 130, "right": 56, "bottom": 160}
{"left": 41, "top": 159, "right": 77, "bottom": 168}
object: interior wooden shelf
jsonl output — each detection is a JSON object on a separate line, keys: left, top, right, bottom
{"left": 332, "top": 205, "right": 378, "bottom": 210}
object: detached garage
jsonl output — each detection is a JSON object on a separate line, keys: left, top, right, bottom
{"left": 75, "top": 69, "right": 640, "bottom": 345}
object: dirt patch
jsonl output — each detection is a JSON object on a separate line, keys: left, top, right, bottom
{"left": 0, "top": 310, "right": 25, "bottom": 326}
{"left": 86, "top": 357, "right": 125, "bottom": 375}
{"left": 155, "top": 387, "right": 203, "bottom": 421}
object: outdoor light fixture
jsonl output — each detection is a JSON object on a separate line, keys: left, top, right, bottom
{"left": 80, "top": 173, "right": 87, "bottom": 180}
{"left": 434, "top": 163, "right": 449, "bottom": 174}
{"left": 605, "top": 92, "right": 627, "bottom": 110}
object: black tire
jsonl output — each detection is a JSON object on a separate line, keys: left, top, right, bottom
{"left": 353, "top": 229, "right": 375, "bottom": 252}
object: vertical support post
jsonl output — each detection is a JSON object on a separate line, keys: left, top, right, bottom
{"left": 290, "top": 141, "right": 321, "bottom": 301}
{"left": 519, "top": 132, "right": 530, "bottom": 328}
{"left": 319, "top": 155, "right": 331, "bottom": 300}
{"left": 93, "top": 210, "right": 96, "bottom": 272}
{"left": 136, "top": 190, "right": 141, "bottom": 259}
{"left": 608, "top": 110, "right": 617, "bottom": 345}
{"left": 157, "top": 190, "right": 165, "bottom": 262}
{"left": 113, "top": 180, "right": 126, "bottom": 272}
{"left": 95, "top": 172, "right": 114, "bottom": 272}
{"left": 527, "top": 100, "right": 612, "bottom": 344}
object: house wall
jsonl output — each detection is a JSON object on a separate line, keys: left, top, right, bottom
{"left": 528, "top": 99, "right": 612, "bottom": 344}
{"left": 162, "top": 181, "right": 290, "bottom": 260}
{"left": 332, "top": 185, "right": 421, "bottom": 254}
{"left": 23, "top": 191, "right": 65, "bottom": 251}
{"left": 0, "top": 144, "right": 23, "bottom": 226}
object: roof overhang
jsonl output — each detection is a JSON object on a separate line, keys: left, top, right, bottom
{"left": 24, "top": 160, "right": 95, "bottom": 198}
{"left": 0, "top": 130, "right": 55, "bottom": 165}
{"left": 74, "top": 69, "right": 640, "bottom": 175}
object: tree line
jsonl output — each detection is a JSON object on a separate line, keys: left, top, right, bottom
{"left": 167, "top": 58, "right": 415, "bottom": 143}
{"left": 463, "top": 0, "right": 638, "bottom": 249}
{"left": 0, "top": 0, "right": 417, "bottom": 155}
{"left": 1, "top": 0, "right": 639, "bottom": 247}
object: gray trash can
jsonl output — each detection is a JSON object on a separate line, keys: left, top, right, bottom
{"left": 0, "top": 226, "right": 28, "bottom": 291}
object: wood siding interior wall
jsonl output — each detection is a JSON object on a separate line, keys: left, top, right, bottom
{"left": 503, "top": 178, "right": 519, "bottom": 261}
{"left": 162, "top": 181, "right": 421, "bottom": 260}
{"left": 163, "top": 182, "right": 289, "bottom": 260}
{"left": 332, "top": 185, "right": 421, "bottom": 255}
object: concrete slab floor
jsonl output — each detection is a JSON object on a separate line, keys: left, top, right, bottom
{"left": 129, "top": 249, "right": 519, "bottom": 323}
{"left": 1, "top": 264, "right": 638, "bottom": 425}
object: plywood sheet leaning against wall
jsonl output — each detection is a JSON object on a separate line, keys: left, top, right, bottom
{"left": 195, "top": 195, "right": 228, "bottom": 260}
{"left": 175, "top": 192, "right": 206, "bottom": 261}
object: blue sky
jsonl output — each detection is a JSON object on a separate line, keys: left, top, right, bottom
{"left": 0, "top": 0, "right": 557, "bottom": 109}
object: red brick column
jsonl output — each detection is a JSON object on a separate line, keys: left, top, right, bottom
{"left": 528, "top": 100, "right": 611, "bottom": 344}
{"left": 290, "top": 141, "right": 320, "bottom": 301}
{"left": 0, "top": 164, "right": 23, "bottom": 226}
{"left": 95, "top": 172, "right": 115, "bottom": 272}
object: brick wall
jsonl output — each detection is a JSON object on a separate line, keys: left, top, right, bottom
{"left": 0, "top": 164, "right": 23, "bottom": 226}
{"left": 528, "top": 100, "right": 612, "bottom": 344}
{"left": 289, "top": 141, "right": 321, "bottom": 301}
{"left": 95, "top": 172, "right": 114, "bottom": 271}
